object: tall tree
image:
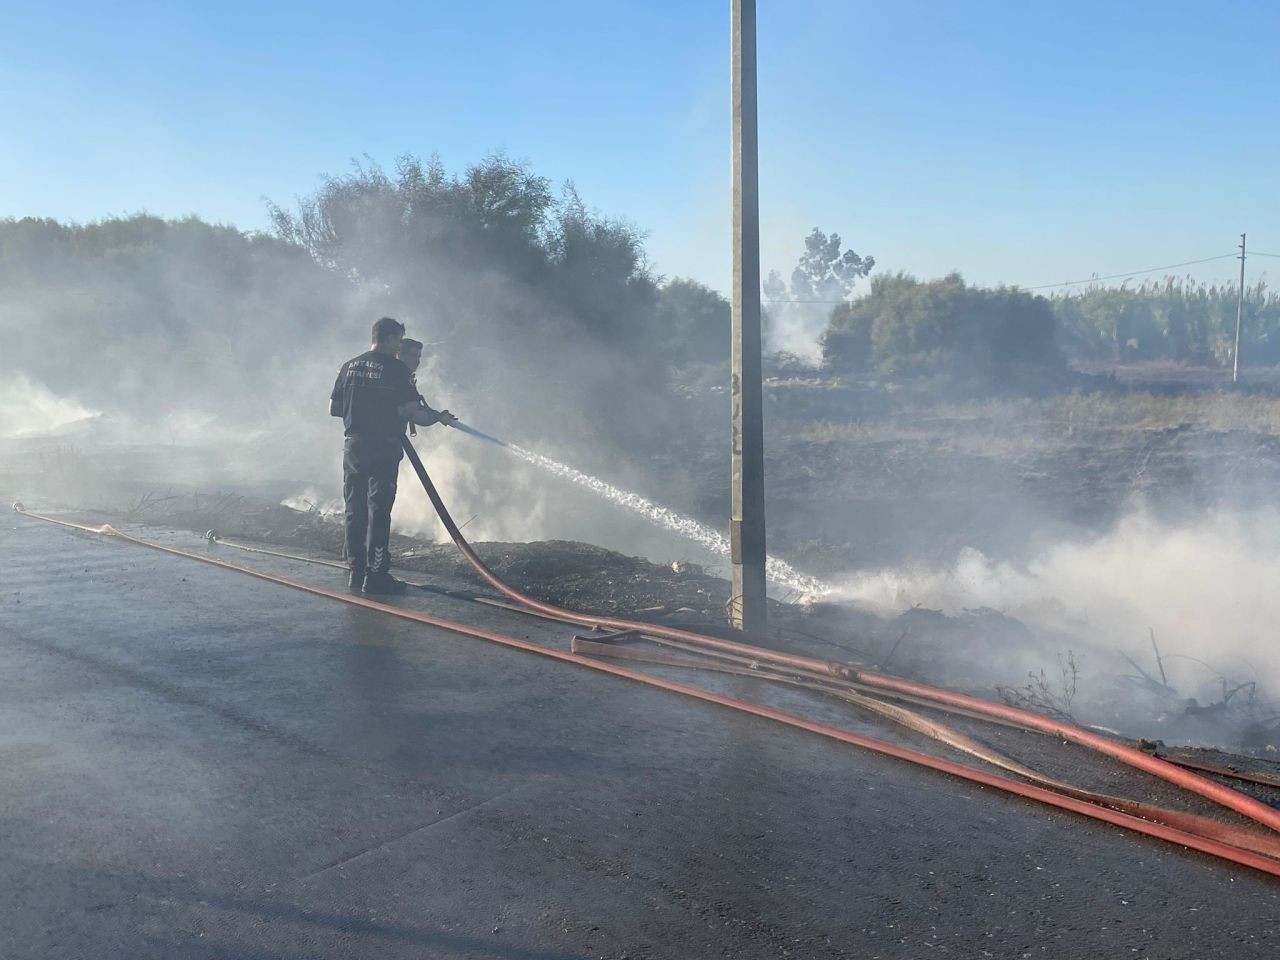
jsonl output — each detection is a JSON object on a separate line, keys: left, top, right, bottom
{"left": 763, "top": 228, "right": 874, "bottom": 362}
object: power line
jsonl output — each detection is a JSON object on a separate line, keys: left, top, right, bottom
{"left": 758, "top": 250, "right": 1267, "bottom": 304}
{"left": 1023, "top": 254, "right": 1238, "bottom": 290}
{"left": 762, "top": 297, "right": 855, "bottom": 304}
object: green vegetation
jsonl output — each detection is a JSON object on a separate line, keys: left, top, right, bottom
{"left": 652, "top": 277, "right": 730, "bottom": 365}
{"left": 763, "top": 228, "right": 874, "bottom": 359}
{"left": 0, "top": 213, "right": 342, "bottom": 418}
{"left": 821, "top": 272, "right": 1062, "bottom": 376}
{"left": 0, "top": 155, "right": 735, "bottom": 442}
{"left": 269, "top": 155, "right": 660, "bottom": 366}
{"left": 1051, "top": 278, "right": 1280, "bottom": 367}
{"left": 818, "top": 272, "right": 1280, "bottom": 377}
{"left": 5, "top": 148, "right": 1278, "bottom": 442}
{"left": 763, "top": 228, "right": 874, "bottom": 305}
{"left": 265, "top": 153, "right": 742, "bottom": 443}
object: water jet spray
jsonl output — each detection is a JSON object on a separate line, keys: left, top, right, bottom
{"left": 446, "top": 421, "right": 508, "bottom": 448}
{"left": 445, "top": 420, "right": 828, "bottom": 597}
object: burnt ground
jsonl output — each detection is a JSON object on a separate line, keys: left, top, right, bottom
{"left": 653, "top": 378, "right": 1280, "bottom": 573}
{"left": 45, "top": 481, "right": 1280, "bottom": 793}
{"left": 60, "top": 487, "right": 883, "bottom": 665}
{"left": 10, "top": 479, "right": 1273, "bottom": 761}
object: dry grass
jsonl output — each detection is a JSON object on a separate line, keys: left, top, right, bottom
{"left": 791, "top": 391, "right": 1280, "bottom": 460}
{"left": 1050, "top": 390, "right": 1280, "bottom": 435}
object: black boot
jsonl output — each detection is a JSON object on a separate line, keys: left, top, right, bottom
{"left": 348, "top": 564, "right": 365, "bottom": 591}
{"left": 362, "top": 571, "right": 407, "bottom": 596}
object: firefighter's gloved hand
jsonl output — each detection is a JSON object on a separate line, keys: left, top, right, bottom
{"left": 436, "top": 409, "right": 459, "bottom": 426}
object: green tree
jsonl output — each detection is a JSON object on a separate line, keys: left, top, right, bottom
{"left": 0, "top": 213, "right": 343, "bottom": 421}
{"left": 764, "top": 228, "right": 874, "bottom": 304}
{"left": 822, "top": 272, "right": 1062, "bottom": 376}
{"left": 652, "top": 278, "right": 730, "bottom": 365}
{"left": 270, "top": 153, "right": 670, "bottom": 448}
{"left": 1049, "top": 278, "right": 1280, "bottom": 367}
{"left": 763, "top": 228, "right": 874, "bottom": 361}
{"left": 270, "top": 155, "right": 656, "bottom": 347}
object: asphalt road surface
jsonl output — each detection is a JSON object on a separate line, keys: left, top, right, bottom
{"left": 2, "top": 511, "right": 1278, "bottom": 959}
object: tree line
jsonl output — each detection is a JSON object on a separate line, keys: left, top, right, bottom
{"left": 4, "top": 151, "right": 1276, "bottom": 439}
{"left": 819, "top": 274, "right": 1280, "bottom": 375}
{"left": 1051, "top": 278, "right": 1280, "bottom": 367}
{"left": 0, "top": 154, "right": 733, "bottom": 449}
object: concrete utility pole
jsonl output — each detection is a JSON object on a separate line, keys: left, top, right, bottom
{"left": 1233, "top": 233, "right": 1247, "bottom": 384}
{"left": 729, "top": 0, "right": 767, "bottom": 631}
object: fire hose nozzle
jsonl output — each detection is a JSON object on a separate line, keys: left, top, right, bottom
{"left": 204, "top": 529, "right": 219, "bottom": 542}
{"left": 445, "top": 420, "right": 509, "bottom": 448}
{"left": 12, "top": 501, "right": 25, "bottom": 513}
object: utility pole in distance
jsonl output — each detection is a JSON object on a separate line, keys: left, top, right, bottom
{"left": 1233, "top": 233, "right": 1247, "bottom": 384}
{"left": 730, "top": 0, "right": 767, "bottom": 631}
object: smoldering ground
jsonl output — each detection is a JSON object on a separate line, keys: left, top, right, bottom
{"left": 763, "top": 389, "right": 1280, "bottom": 748}
{"left": 838, "top": 505, "right": 1280, "bottom": 743}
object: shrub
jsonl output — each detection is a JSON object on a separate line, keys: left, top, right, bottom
{"left": 822, "top": 272, "right": 1063, "bottom": 376}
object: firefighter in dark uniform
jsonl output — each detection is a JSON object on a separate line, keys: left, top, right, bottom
{"left": 329, "top": 318, "right": 455, "bottom": 594}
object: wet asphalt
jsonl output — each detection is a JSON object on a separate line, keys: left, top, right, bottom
{"left": 1, "top": 511, "right": 1278, "bottom": 959}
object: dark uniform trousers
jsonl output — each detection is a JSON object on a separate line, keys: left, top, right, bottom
{"left": 342, "top": 438, "right": 400, "bottom": 575}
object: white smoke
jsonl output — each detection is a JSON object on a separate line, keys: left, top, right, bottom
{"left": 389, "top": 428, "right": 553, "bottom": 545}
{"left": 0, "top": 376, "right": 98, "bottom": 438}
{"left": 835, "top": 505, "right": 1280, "bottom": 694}
{"left": 764, "top": 302, "right": 828, "bottom": 365}
{"left": 281, "top": 488, "right": 343, "bottom": 517}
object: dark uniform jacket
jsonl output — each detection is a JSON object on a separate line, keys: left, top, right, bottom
{"left": 330, "top": 350, "right": 419, "bottom": 470}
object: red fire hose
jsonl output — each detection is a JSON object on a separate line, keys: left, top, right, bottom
{"left": 15, "top": 484, "right": 1280, "bottom": 877}
{"left": 399, "top": 438, "right": 1280, "bottom": 839}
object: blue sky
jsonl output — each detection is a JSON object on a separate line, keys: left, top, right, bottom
{"left": 2, "top": 0, "right": 1277, "bottom": 293}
